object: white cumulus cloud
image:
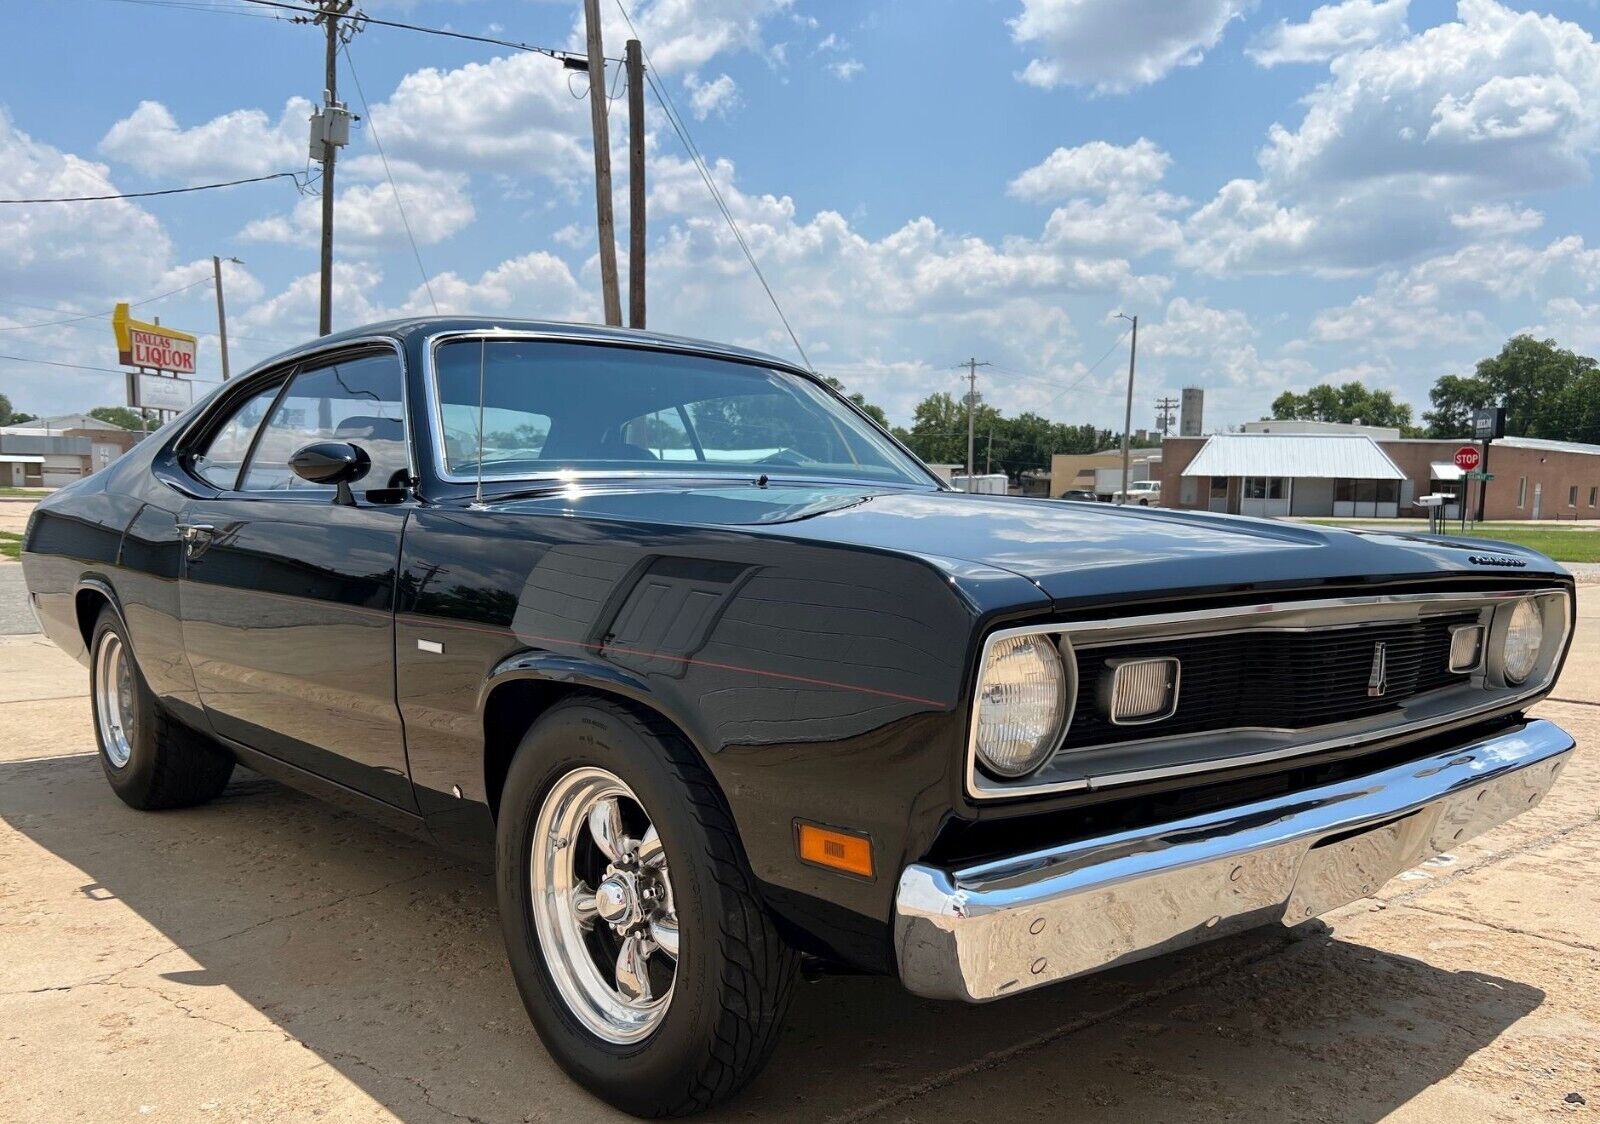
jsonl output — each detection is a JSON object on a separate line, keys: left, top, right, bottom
{"left": 1248, "top": 0, "right": 1409, "bottom": 66}
{"left": 1009, "top": 138, "right": 1171, "bottom": 200}
{"left": 99, "top": 98, "right": 312, "bottom": 183}
{"left": 239, "top": 158, "right": 474, "bottom": 250}
{"left": 1009, "top": 0, "right": 1251, "bottom": 93}
{"left": 1184, "top": 0, "right": 1600, "bottom": 276}
{"left": 684, "top": 72, "right": 740, "bottom": 120}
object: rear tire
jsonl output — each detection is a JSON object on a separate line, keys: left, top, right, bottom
{"left": 89, "top": 606, "right": 234, "bottom": 810}
{"left": 496, "top": 698, "right": 798, "bottom": 1117}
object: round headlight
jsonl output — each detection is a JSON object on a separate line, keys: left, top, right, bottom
{"left": 1501, "top": 598, "right": 1544, "bottom": 685}
{"left": 974, "top": 634, "right": 1067, "bottom": 778}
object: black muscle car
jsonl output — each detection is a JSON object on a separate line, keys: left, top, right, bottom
{"left": 21, "top": 318, "right": 1577, "bottom": 1116}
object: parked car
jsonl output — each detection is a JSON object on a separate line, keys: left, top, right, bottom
{"left": 1114, "top": 479, "right": 1163, "bottom": 505}
{"left": 22, "top": 318, "right": 1576, "bottom": 1117}
{"left": 1056, "top": 488, "right": 1099, "bottom": 502}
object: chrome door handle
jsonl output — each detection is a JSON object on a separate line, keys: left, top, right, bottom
{"left": 177, "top": 523, "right": 216, "bottom": 557}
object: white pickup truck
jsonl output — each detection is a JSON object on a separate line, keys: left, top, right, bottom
{"left": 1111, "top": 479, "right": 1162, "bottom": 505}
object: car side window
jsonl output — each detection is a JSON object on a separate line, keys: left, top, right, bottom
{"left": 190, "top": 382, "right": 283, "bottom": 490}
{"left": 239, "top": 351, "right": 408, "bottom": 494}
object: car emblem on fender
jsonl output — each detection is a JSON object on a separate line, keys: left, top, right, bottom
{"left": 1468, "top": 554, "right": 1528, "bottom": 568}
{"left": 1367, "top": 641, "right": 1388, "bottom": 698}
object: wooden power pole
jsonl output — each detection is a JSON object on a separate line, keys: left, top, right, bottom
{"left": 626, "top": 39, "right": 646, "bottom": 329}
{"left": 1115, "top": 313, "right": 1139, "bottom": 504}
{"left": 313, "top": 1, "right": 353, "bottom": 336}
{"left": 212, "top": 255, "right": 233, "bottom": 381}
{"left": 960, "top": 357, "right": 990, "bottom": 485}
{"left": 583, "top": 0, "right": 622, "bottom": 326}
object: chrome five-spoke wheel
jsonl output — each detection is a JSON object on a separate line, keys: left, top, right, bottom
{"left": 531, "top": 766, "right": 679, "bottom": 1043}
{"left": 93, "top": 630, "right": 136, "bottom": 769}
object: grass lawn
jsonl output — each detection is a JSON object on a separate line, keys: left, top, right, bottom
{"left": 1302, "top": 519, "right": 1600, "bottom": 563}
{"left": 0, "top": 488, "right": 48, "bottom": 498}
{"left": 0, "top": 532, "right": 21, "bottom": 561}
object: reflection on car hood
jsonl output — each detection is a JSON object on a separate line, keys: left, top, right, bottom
{"left": 487, "top": 482, "right": 1566, "bottom": 606}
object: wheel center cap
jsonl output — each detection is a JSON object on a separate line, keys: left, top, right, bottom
{"left": 595, "top": 875, "right": 639, "bottom": 928}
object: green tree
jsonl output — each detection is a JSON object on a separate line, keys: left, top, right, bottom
{"left": 903, "top": 391, "right": 1003, "bottom": 466}
{"left": 1271, "top": 381, "right": 1415, "bottom": 431}
{"left": 88, "top": 406, "right": 150, "bottom": 430}
{"left": 821, "top": 376, "right": 889, "bottom": 429}
{"left": 0, "top": 391, "right": 10, "bottom": 425}
{"left": 1422, "top": 374, "right": 1497, "bottom": 437}
{"left": 1546, "top": 369, "right": 1600, "bottom": 447}
{"left": 896, "top": 395, "right": 1112, "bottom": 475}
{"left": 1424, "top": 335, "right": 1598, "bottom": 440}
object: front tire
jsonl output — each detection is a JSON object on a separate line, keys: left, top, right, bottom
{"left": 89, "top": 606, "right": 234, "bottom": 809}
{"left": 496, "top": 699, "right": 798, "bottom": 1117}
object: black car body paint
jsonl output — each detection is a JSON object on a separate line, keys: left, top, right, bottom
{"left": 21, "top": 317, "right": 1577, "bottom": 973}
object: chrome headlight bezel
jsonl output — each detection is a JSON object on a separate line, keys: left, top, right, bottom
{"left": 969, "top": 631, "right": 1074, "bottom": 779}
{"left": 1490, "top": 594, "right": 1559, "bottom": 687}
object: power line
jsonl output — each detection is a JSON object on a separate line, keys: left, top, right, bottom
{"left": 1036, "top": 330, "right": 1131, "bottom": 408}
{"left": 0, "top": 170, "right": 305, "bottom": 204}
{"left": 0, "top": 277, "right": 216, "bottom": 332}
{"left": 342, "top": 42, "right": 437, "bottom": 313}
{"left": 0, "top": 354, "right": 131, "bottom": 376}
{"left": 227, "top": 0, "right": 603, "bottom": 62}
{"left": 614, "top": 0, "right": 812, "bottom": 372}
{"left": 85, "top": 0, "right": 285, "bottom": 19}
{"left": 1154, "top": 394, "right": 1179, "bottom": 435}
{"left": 0, "top": 352, "right": 218, "bottom": 386}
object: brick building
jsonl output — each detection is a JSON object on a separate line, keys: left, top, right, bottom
{"left": 1159, "top": 432, "right": 1600, "bottom": 521}
{"left": 0, "top": 415, "right": 144, "bottom": 487}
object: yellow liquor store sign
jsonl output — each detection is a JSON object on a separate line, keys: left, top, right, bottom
{"left": 113, "top": 303, "right": 198, "bottom": 374}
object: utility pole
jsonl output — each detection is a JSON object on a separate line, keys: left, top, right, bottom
{"left": 1154, "top": 395, "right": 1179, "bottom": 436}
{"left": 311, "top": 0, "right": 354, "bottom": 337}
{"left": 212, "top": 256, "right": 240, "bottom": 381}
{"left": 1115, "top": 313, "right": 1139, "bottom": 504}
{"left": 582, "top": 0, "right": 622, "bottom": 326}
{"left": 959, "top": 357, "right": 990, "bottom": 486}
{"left": 626, "top": 39, "right": 646, "bottom": 329}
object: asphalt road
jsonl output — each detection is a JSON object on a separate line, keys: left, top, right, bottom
{"left": 0, "top": 570, "right": 1596, "bottom": 1122}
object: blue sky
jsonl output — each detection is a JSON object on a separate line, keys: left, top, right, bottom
{"left": 4, "top": 0, "right": 1600, "bottom": 432}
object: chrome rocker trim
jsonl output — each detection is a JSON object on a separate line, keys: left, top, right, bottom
{"left": 898, "top": 717, "right": 1573, "bottom": 1002}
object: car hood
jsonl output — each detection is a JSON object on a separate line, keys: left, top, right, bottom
{"left": 486, "top": 482, "right": 1567, "bottom": 608}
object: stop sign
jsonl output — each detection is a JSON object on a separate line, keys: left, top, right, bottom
{"left": 1454, "top": 446, "right": 1482, "bottom": 471}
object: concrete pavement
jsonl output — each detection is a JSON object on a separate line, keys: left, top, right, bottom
{"left": 0, "top": 591, "right": 1596, "bottom": 1122}
{"left": 0, "top": 566, "right": 36, "bottom": 636}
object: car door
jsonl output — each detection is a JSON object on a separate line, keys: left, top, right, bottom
{"left": 178, "top": 345, "right": 417, "bottom": 810}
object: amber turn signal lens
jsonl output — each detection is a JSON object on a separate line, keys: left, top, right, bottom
{"left": 796, "top": 822, "right": 874, "bottom": 878}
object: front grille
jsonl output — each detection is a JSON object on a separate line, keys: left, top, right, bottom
{"left": 1063, "top": 612, "right": 1475, "bottom": 750}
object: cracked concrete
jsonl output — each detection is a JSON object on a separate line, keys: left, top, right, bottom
{"left": 0, "top": 593, "right": 1597, "bottom": 1122}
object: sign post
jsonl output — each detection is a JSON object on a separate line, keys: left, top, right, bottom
{"left": 113, "top": 303, "right": 196, "bottom": 431}
{"left": 1471, "top": 407, "right": 1506, "bottom": 526}
{"left": 1451, "top": 447, "right": 1481, "bottom": 532}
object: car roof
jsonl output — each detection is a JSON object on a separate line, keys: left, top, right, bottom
{"left": 246, "top": 316, "right": 802, "bottom": 377}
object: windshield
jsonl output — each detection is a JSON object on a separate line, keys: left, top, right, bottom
{"left": 430, "top": 338, "right": 931, "bottom": 487}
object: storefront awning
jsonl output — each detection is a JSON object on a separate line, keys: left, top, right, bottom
{"left": 1429, "top": 461, "right": 1463, "bottom": 481}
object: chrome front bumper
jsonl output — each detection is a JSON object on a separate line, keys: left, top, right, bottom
{"left": 896, "top": 719, "right": 1574, "bottom": 1002}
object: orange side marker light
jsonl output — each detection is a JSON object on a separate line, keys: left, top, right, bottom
{"left": 795, "top": 822, "right": 874, "bottom": 879}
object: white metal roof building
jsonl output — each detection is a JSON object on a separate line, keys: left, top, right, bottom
{"left": 1161, "top": 429, "right": 1600, "bottom": 521}
{"left": 1176, "top": 433, "right": 1410, "bottom": 517}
